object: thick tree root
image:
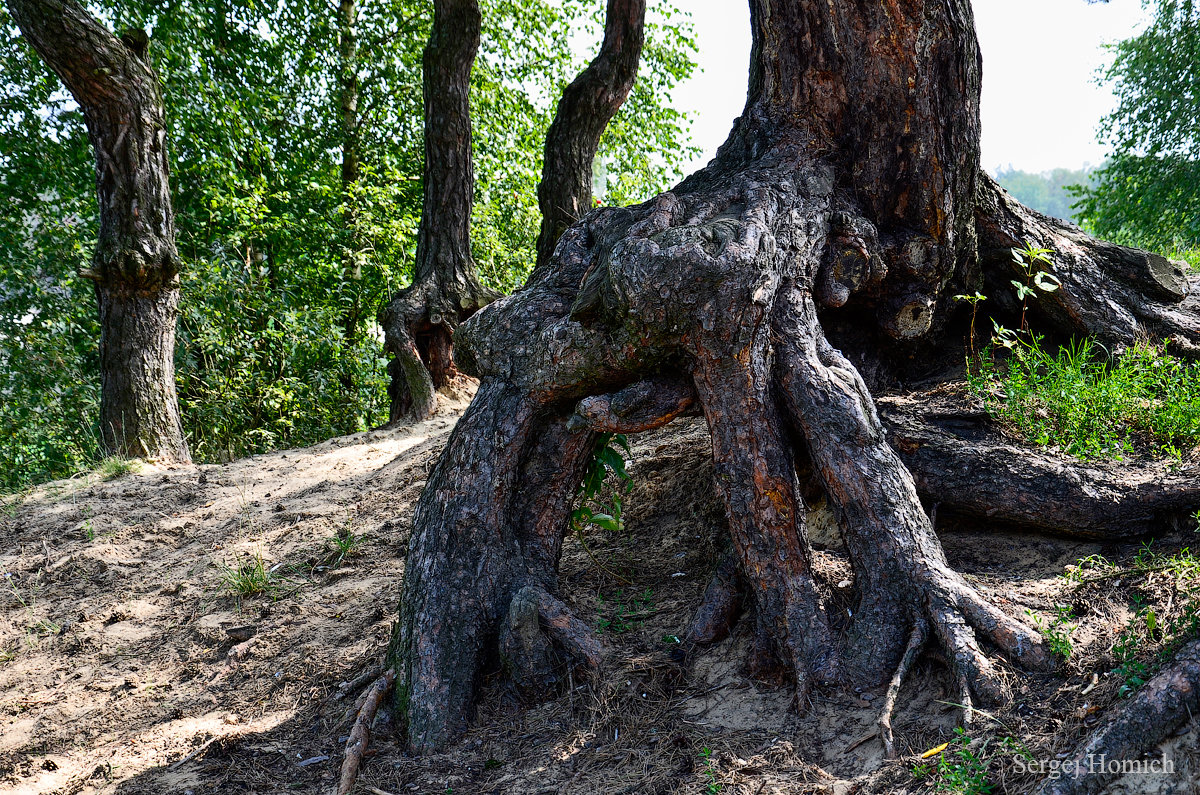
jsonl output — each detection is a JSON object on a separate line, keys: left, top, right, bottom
{"left": 336, "top": 669, "right": 396, "bottom": 795}
{"left": 1034, "top": 640, "right": 1200, "bottom": 795}
{"left": 879, "top": 393, "right": 1200, "bottom": 539}
{"left": 500, "top": 585, "right": 604, "bottom": 698}
{"left": 976, "top": 173, "right": 1200, "bottom": 355}
{"left": 773, "top": 286, "right": 1054, "bottom": 709}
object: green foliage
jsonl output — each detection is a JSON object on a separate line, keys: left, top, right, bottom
{"left": 1026, "top": 605, "right": 1076, "bottom": 659}
{"left": 0, "top": 0, "right": 698, "bottom": 487}
{"left": 910, "top": 728, "right": 993, "bottom": 795}
{"left": 571, "top": 433, "right": 633, "bottom": 535}
{"left": 970, "top": 336, "right": 1200, "bottom": 461}
{"left": 994, "top": 166, "right": 1094, "bottom": 223}
{"left": 1072, "top": 1, "right": 1200, "bottom": 249}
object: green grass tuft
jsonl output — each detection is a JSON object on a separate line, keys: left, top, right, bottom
{"left": 96, "top": 456, "right": 141, "bottom": 481}
{"left": 969, "top": 338, "right": 1200, "bottom": 461}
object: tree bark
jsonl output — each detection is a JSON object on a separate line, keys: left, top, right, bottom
{"left": 389, "top": 0, "right": 1195, "bottom": 754}
{"left": 378, "top": 0, "right": 497, "bottom": 424}
{"left": 8, "top": 0, "right": 190, "bottom": 463}
{"left": 879, "top": 393, "right": 1200, "bottom": 540}
{"left": 535, "top": 0, "right": 645, "bottom": 269}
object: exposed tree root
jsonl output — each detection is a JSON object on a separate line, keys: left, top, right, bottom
{"left": 336, "top": 669, "right": 396, "bottom": 795}
{"left": 1034, "top": 640, "right": 1200, "bottom": 795}
{"left": 879, "top": 619, "right": 928, "bottom": 758}
{"left": 774, "top": 287, "right": 1055, "bottom": 696}
{"left": 879, "top": 393, "right": 1200, "bottom": 539}
{"left": 500, "top": 585, "right": 604, "bottom": 698}
{"left": 685, "top": 553, "right": 743, "bottom": 646}
{"left": 976, "top": 173, "right": 1200, "bottom": 356}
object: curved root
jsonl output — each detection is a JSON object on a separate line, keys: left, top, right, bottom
{"left": 337, "top": 669, "right": 396, "bottom": 795}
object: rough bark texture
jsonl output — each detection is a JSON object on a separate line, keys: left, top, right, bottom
{"left": 535, "top": 0, "right": 645, "bottom": 269}
{"left": 880, "top": 393, "right": 1200, "bottom": 539}
{"left": 388, "top": 0, "right": 1199, "bottom": 754}
{"left": 377, "top": 0, "right": 497, "bottom": 424}
{"left": 8, "top": 0, "right": 190, "bottom": 463}
{"left": 1034, "top": 640, "right": 1200, "bottom": 795}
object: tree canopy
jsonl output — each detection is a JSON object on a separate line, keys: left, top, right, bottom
{"left": 1073, "top": 0, "right": 1200, "bottom": 250}
{"left": 0, "top": 0, "right": 697, "bottom": 487}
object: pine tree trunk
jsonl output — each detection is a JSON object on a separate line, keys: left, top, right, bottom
{"left": 378, "top": 0, "right": 497, "bottom": 424}
{"left": 535, "top": 0, "right": 645, "bottom": 269}
{"left": 8, "top": 0, "right": 190, "bottom": 463}
{"left": 389, "top": 0, "right": 1198, "bottom": 753}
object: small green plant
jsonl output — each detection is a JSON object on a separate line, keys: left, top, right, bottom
{"left": 325, "top": 523, "right": 366, "bottom": 569}
{"left": 1027, "top": 605, "right": 1076, "bottom": 659}
{"left": 953, "top": 291, "right": 988, "bottom": 372}
{"left": 96, "top": 456, "right": 140, "bottom": 481}
{"left": 595, "top": 588, "right": 653, "bottom": 634}
{"left": 216, "top": 551, "right": 282, "bottom": 598}
{"left": 1009, "top": 242, "right": 1061, "bottom": 332}
{"left": 911, "top": 727, "right": 993, "bottom": 794}
{"left": 699, "top": 747, "right": 721, "bottom": 794}
{"left": 571, "top": 433, "right": 633, "bottom": 535}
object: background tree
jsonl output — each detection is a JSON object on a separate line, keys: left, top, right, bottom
{"left": 388, "top": 0, "right": 1199, "bottom": 754}
{"left": 1073, "top": 0, "right": 1200, "bottom": 252}
{"left": 378, "top": 0, "right": 496, "bottom": 424}
{"left": 995, "top": 165, "right": 1094, "bottom": 223}
{"left": 7, "top": 0, "right": 190, "bottom": 463}
{"left": 536, "top": 0, "right": 645, "bottom": 268}
{"left": 0, "top": 0, "right": 697, "bottom": 485}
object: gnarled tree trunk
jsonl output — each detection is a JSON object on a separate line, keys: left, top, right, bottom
{"left": 388, "top": 0, "right": 1198, "bottom": 755}
{"left": 535, "top": 0, "right": 645, "bottom": 269}
{"left": 8, "top": 0, "right": 190, "bottom": 463}
{"left": 378, "top": 0, "right": 497, "bottom": 424}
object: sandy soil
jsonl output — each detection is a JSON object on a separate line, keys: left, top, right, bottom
{"left": 1, "top": 388, "right": 1196, "bottom": 795}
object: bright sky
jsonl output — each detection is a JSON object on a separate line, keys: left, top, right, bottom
{"left": 672, "top": 0, "right": 1151, "bottom": 176}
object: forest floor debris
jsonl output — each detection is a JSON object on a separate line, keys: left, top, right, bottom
{"left": 0, "top": 386, "right": 1196, "bottom": 794}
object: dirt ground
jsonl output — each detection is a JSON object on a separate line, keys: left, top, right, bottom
{"left": 1, "top": 387, "right": 1197, "bottom": 795}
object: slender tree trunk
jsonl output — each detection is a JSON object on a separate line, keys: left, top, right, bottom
{"left": 338, "top": 0, "right": 362, "bottom": 344}
{"left": 378, "top": 0, "right": 497, "bottom": 424}
{"left": 535, "top": 0, "right": 645, "bottom": 269}
{"left": 8, "top": 0, "right": 190, "bottom": 463}
{"left": 389, "top": 0, "right": 1198, "bottom": 754}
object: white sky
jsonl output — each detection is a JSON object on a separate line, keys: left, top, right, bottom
{"left": 671, "top": 0, "right": 1151, "bottom": 176}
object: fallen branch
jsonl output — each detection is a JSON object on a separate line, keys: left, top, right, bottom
{"left": 336, "top": 669, "right": 396, "bottom": 795}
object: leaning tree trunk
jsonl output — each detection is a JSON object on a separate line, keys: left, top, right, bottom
{"left": 534, "top": 0, "right": 645, "bottom": 269}
{"left": 388, "top": 0, "right": 1199, "bottom": 754}
{"left": 8, "top": 0, "right": 190, "bottom": 463}
{"left": 378, "top": 0, "right": 497, "bottom": 424}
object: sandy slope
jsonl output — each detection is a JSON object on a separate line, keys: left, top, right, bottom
{"left": 0, "top": 390, "right": 1196, "bottom": 795}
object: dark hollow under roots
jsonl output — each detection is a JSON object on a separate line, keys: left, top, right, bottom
{"left": 381, "top": 154, "right": 1147, "bottom": 755}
